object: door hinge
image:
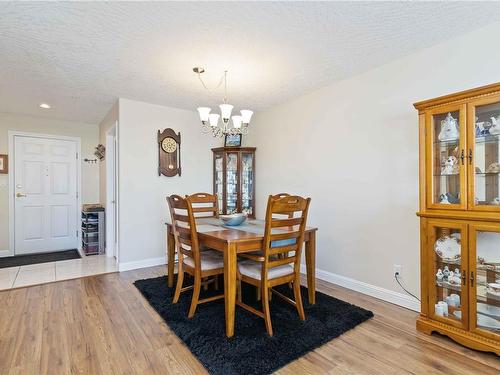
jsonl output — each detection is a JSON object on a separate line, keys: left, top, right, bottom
{"left": 76, "top": 230, "right": 79, "bottom": 237}
{"left": 76, "top": 191, "right": 79, "bottom": 199}
{"left": 76, "top": 152, "right": 79, "bottom": 160}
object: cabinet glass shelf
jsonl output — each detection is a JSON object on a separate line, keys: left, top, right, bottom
{"left": 433, "top": 139, "right": 459, "bottom": 146}
{"left": 475, "top": 134, "right": 500, "bottom": 144}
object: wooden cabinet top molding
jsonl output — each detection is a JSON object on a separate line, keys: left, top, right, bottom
{"left": 414, "top": 82, "right": 500, "bottom": 112}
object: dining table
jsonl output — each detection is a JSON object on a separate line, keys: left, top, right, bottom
{"left": 165, "top": 217, "right": 318, "bottom": 337}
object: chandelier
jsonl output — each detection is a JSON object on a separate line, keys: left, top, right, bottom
{"left": 194, "top": 67, "right": 253, "bottom": 137}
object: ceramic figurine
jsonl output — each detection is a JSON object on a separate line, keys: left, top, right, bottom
{"left": 454, "top": 268, "right": 460, "bottom": 275}
{"left": 445, "top": 192, "right": 460, "bottom": 204}
{"left": 437, "top": 301, "right": 449, "bottom": 316}
{"left": 439, "top": 194, "right": 451, "bottom": 204}
{"left": 438, "top": 113, "right": 459, "bottom": 141}
{"left": 436, "top": 268, "right": 444, "bottom": 282}
{"left": 475, "top": 166, "right": 482, "bottom": 173}
{"left": 486, "top": 162, "right": 500, "bottom": 173}
{"left": 490, "top": 116, "right": 500, "bottom": 135}
{"left": 443, "top": 266, "right": 450, "bottom": 278}
{"left": 491, "top": 197, "right": 500, "bottom": 205}
{"left": 476, "top": 120, "right": 486, "bottom": 136}
{"left": 448, "top": 272, "right": 461, "bottom": 285}
{"left": 441, "top": 156, "right": 459, "bottom": 175}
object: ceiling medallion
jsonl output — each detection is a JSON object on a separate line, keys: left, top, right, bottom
{"left": 194, "top": 67, "right": 253, "bottom": 138}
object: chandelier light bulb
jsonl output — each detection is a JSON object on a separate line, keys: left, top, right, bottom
{"left": 219, "top": 103, "right": 234, "bottom": 122}
{"left": 209, "top": 113, "right": 220, "bottom": 127}
{"left": 197, "top": 107, "right": 211, "bottom": 122}
{"left": 240, "top": 110, "right": 253, "bottom": 124}
{"left": 232, "top": 115, "right": 243, "bottom": 129}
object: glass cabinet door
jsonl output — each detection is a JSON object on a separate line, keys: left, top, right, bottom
{"left": 226, "top": 152, "right": 239, "bottom": 214}
{"left": 469, "top": 224, "right": 500, "bottom": 341}
{"left": 427, "top": 220, "right": 469, "bottom": 330}
{"left": 426, "top": 105, "right": 467, "bottom": 209}
{"left": 468, "top": 95, "right": 500, "bottom": 210}
{"left": 241, "top": 153, "right": 254, "bottom": 216}
{"left": 214, "top": 152, "right": 224, "bottom": 214}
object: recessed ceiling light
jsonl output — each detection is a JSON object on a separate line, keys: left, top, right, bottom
{"left": 39, "top": 103, "right": 51, "bottom": 109}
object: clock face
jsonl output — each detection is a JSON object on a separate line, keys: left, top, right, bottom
{"left": 161, "top": 137, "right": 177, "bottom": 153}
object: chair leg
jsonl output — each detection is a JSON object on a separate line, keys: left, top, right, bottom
{"left": 173, "top": 262, "right": 184, "bottom": 304}
{"left": 262, "top": 284, "right": 273, "bottom": 336}
{"left": 293, "top": 277, "right": 305, "bottom": 321}
{"left": 256, "top": 287, "right": 261, "bottom": 301}
{"left": 188, "top": 275, "right": 201, "bottom": 318}
{"left": 237, "top": 279, "right": 242, "bottom": 303}
{"left": 214, "top": 275, "right": 219, "bottom": 291}
{"left": 203, "top": 277, "right": 209, "bottom": 291}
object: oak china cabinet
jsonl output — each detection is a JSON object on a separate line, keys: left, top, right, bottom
{"left": 212, "top": 147, "right": 256, "bottom": 218}
{"left": 415, "top": 83, "right": 500, "bottom": 355}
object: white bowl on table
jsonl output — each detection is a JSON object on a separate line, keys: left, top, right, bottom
{"left": 220, "top": 213, "right": 247, "bottom": 226}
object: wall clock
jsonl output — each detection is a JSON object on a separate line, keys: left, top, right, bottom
{"left": 158, "top": 128, "right": 181, "bottom": 177}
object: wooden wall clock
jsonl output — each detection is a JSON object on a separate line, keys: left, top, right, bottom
{"left": 158, "top": 128, "right": 181, "bottom": 177}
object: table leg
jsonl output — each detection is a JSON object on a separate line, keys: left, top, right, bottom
{"left": 305, "top": 230, "right": 316, "bottom": 304}
{"left": 167, "top": 226, "right": 175, "bottom": 288}
{"left": 223, "top": 242, "right": 237, "bottom": 337}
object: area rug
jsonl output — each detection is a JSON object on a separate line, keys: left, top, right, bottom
{"left": 0, "top": 249, "right": 80, "bottom": 269}
{"left": 134, "top": 275, "right": 373, "bottom": 375}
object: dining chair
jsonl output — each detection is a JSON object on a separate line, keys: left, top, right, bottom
{"left": 185, "top": 192, "right": 221, "bottom": 290}
{"left": 167, "top": 194, "right": 225, "bottom": 318}
{"left": 185, "top": 192, "right": 220, "bottom": 218}
{"left": 236, "top": 194, "right": 311, "bottom": 336}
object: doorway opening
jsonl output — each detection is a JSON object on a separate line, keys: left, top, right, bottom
{"left": 105, "top": 122, "right": 119, "bottom": 262}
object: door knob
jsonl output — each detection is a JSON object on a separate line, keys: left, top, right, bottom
{"left": 16, "top": 192, "right": 27, "bottom": 198}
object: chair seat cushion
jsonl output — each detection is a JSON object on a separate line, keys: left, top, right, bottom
{"left": 238, "top": 259, "right": 294, "bottom": 280}
{"left": 183, "top": 250, "right": 223, "bottom": 271}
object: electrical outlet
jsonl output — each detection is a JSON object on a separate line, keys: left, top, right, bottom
{"left": 394, "top": 264, "right": 402, "bottom": 277}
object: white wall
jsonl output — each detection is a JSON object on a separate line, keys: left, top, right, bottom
{"left": 244, "top": 22, "right": 500, "bottom": 301}
{"left": 0, "top": 112, "right": 100, "bottom": 251}
{"left": 98, "top": 101, "right": 119, "bottom": 207}
{"left": 117, "top": 98, "right": 220, "bottom": 268}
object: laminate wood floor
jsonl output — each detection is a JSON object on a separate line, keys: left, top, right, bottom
{"left": 0, "top": 266, "right": 498, "bottom": 375}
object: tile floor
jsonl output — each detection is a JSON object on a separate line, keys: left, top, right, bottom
{"left": 0, "top": 254, "right": 118, "bottom": 290}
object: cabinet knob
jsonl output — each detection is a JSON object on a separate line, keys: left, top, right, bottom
{"left": 470, "top": 271, "right": 475, "bottom": 287}
{"left": 468, "top": 149, "right": 473, "bottom": 164}
{"left": 461, "top": 270, "right": 467, "bottom": 286}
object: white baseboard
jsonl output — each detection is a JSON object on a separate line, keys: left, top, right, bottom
{"left": 0, "top": 249, "right": 13, "bottom": 258}
{"left": 118, "top": 256, "right": 166, "bottom": 272}
{"left": 301, "top": 264, "right": 420, "bottom": 312}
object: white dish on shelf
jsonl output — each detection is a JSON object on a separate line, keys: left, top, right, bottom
{"left": 434, "top": 236, "right": 461, "bottom": 262}
{"left": 454, "top": 311, "right": 500, "bottom": 330}
{"left": 487, "top": 283, "right": 500, "bottom": 293}
{"left": 477, "top": 302, "right": 500, "bottom": 318}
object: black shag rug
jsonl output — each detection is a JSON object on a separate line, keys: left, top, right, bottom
{"left": 0, "top": 249, "right": 80, "bottom": 269}
{"left": 134, "top": 275, "right": 373, "bottom": 375}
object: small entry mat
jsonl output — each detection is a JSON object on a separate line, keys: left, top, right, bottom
{"left": 0, "top": 249, "right": 81, "bottom": 269}
{"left": 134, "top": 275, "right": 374, "bottom": 375}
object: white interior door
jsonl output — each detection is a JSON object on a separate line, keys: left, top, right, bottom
{"left": 14, "top": 135, "right": 78, "bottom": 254}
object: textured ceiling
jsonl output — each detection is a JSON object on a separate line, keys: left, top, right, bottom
{"left": 1, "top": 2, "right": 500, "bottom": 124}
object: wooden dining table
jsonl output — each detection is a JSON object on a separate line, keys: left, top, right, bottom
{"left": 166, "top": 218, "right": 317, "bottom": 337}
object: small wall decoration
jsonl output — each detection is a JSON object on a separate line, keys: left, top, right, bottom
{"left": 0, "top": 154, "right": 7, "bottom": 174}
{"left": 94, "top": 144, "right": 105, "bottom": 160}
{"left": 224, "top": 134, "right": 242, "bottom": 147}
{"left": 158, "top": 128, "right": 181, "bottom": 177}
